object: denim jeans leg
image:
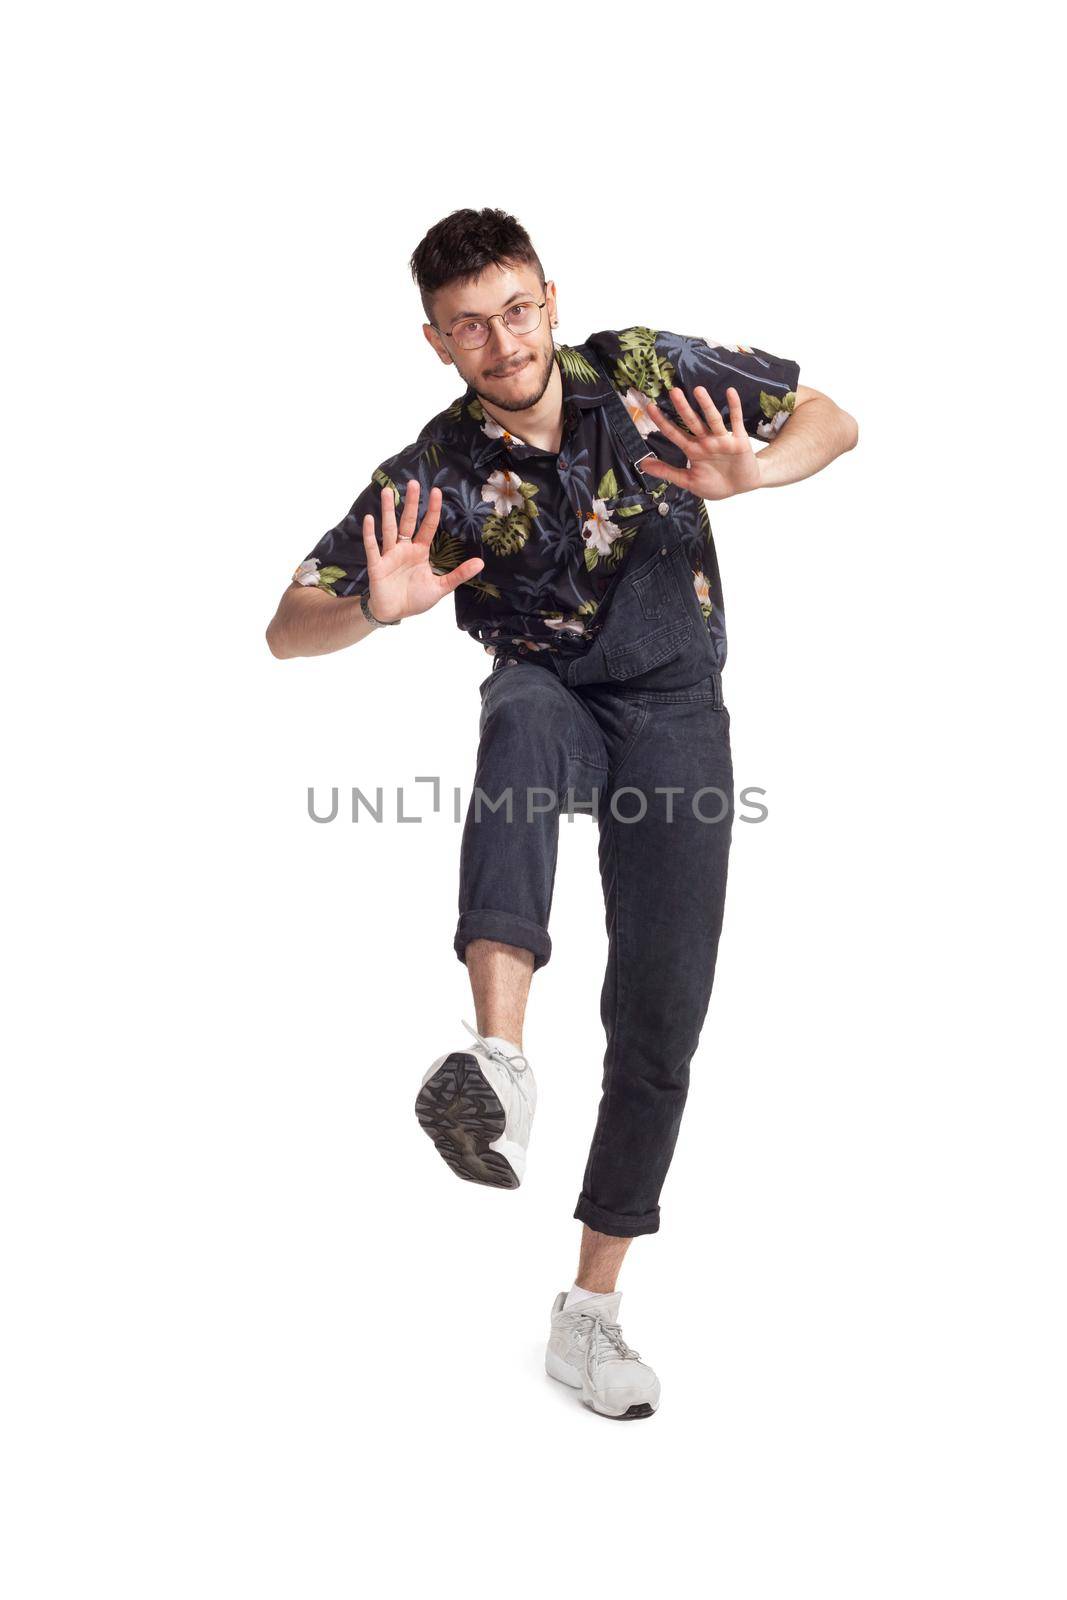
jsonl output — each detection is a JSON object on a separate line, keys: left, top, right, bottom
{"left": 455, "top": 665, "right": 608, "bottom": 972}
{"left": 573, "top": 694, "right": 734, "bottom": 1236}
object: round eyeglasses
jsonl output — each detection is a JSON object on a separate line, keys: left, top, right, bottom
{"left": 436, "top": 299, "right": 548, "bottom": 351}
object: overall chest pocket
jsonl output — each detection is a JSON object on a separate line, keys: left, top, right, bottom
{"left": 632, "top": 559, "right": 676, "bottom": 620}
{"left": 601, "top": 537, "right": 694, "bottom": 682}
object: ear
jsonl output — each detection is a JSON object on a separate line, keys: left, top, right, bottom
{"left": 545, "top": 280, "right": 559, "bottom": 327}
{"left": 422, "top": 323, "right": 453, "bottom": 366}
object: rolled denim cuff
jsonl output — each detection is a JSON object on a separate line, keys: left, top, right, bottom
{"left": 454, "top": 910, "right": 552, "bottom": 971}
{"left": 573, "top": 1192, "right": 661, "bottom": 1238}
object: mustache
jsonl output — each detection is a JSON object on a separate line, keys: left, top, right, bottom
{"left": 474, "top": 346, "right": 554, "bottom": 413}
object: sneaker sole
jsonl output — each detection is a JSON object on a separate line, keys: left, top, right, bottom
{"left": 415, "top": 1052, "right": 520, "bottom": 1189}
{"left": 597, "top": 1402, "right": 656, "bottom": 1420}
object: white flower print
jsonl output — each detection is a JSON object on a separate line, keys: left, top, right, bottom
{"left": 756, "top": 409, "right": 791, "bottom": 441}
{"left": 544, "top": 615, "right": 587, "bottom": 635}
{"left": 481, "top": 468, "right": 525, "bottom": 515}
{"left": 481, "top": 415, "right": 514, "bottom": 445}
{"left": 582, "top": 498, "right": 624, "bottom": 555}
{"left": 622, "top": 387, "right": 660, "bottom": 438}
{"left": 693, "top": 571, "right": 711, "bottom": 608}
{"left": 292, "top": 556, "right": 347, "bottom": 595}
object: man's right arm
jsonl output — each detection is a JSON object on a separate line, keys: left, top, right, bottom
{"left": 266, "top": 475, "right": 484, "bottom": 662}
{"left": 266, "top": 584, "right": 376, "bottom": 658}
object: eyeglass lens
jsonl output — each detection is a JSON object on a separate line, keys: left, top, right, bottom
{"left": 451, "top": 303, "right": 542, "bottom": 349}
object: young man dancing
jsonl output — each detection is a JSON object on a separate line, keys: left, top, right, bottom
{"left": 267, "top": 207, "right": 858, "bottom": 1418}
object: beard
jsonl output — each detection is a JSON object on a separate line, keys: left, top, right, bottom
{"left": 472, "top": 342, "right": 556, "bottom": 414}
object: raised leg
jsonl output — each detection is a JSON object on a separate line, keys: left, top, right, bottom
{"left": 465, "top": 938, "right": 533, "bottom": 1049}
{"left": 454, "top": 665, "right": 607, "bottom": 972}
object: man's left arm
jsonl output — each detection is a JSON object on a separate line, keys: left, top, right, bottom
{"left": 755, "top": 384, "right": 859, "bottom": 489}
{"left": 634, "top": 330, "right": 857, "bottom": 501}
{"left": 642, "top": 379, "right": 859, "bottom": 501}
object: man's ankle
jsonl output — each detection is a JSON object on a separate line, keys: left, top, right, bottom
{"left": 564, "top": 1281, "right": 612, "bottom": 1306}
{"left": 482, "top": 1029, "right": 524, "bottom": 1053}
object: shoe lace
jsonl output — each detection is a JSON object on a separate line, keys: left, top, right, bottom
{"left": 575, "top": 1312, "right": 642, "bottom": 1382}
{"left": 462, "top": 1018, "right": 530, "bottom": 1079}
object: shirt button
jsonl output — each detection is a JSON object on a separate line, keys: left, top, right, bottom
{"left": 658, "top": 501, "right": 670, "bottom": 517}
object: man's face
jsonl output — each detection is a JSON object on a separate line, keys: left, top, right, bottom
{"left": 423, "top": 262, "right": 558, "bottom": 414}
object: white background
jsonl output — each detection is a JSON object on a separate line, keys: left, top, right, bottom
{"left": 3, "top": 3, "right": 1063, "bottom": 1596}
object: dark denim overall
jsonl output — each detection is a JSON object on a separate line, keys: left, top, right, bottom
{"left": 454, "top": 345, "right": 734, "bottom": 1238}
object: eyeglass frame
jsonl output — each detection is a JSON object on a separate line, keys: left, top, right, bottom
{"left": 431, "top": 297, "right": 550, "bottom": 349}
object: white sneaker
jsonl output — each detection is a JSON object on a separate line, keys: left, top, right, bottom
{"left": 545, "top": 1290, "right": 661, "bottom": 1419}
{"left": 415, "top": 1020, "right": 536, "bottom": 1189}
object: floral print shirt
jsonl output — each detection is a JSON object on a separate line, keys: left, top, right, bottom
{"left": 293, "top": 327, "right": 800, "bottom": 667}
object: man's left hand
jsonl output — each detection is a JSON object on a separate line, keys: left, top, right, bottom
{"left": 640, "top": 385, "right": 761, "bottom": 500}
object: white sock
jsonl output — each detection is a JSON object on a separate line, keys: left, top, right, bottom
{"left": 563, "top": 1282, "right": 602, "bottom": 1308}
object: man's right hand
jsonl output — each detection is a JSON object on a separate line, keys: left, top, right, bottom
{"left": 364, "top": 479, "right": 484, "bottom": 623}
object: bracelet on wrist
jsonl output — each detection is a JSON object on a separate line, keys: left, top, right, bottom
{"left": 360, "top": 591, "right": 401, "bottom": 628}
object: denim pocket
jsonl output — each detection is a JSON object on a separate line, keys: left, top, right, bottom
{"left": 611, "top": 698, "right": 650, "bottom": 780}
{"left": 632, "top": 559, "right": 675, "bottom": 621}
{"left": 602, "top": 544, "right": 693, "bottom": 681}
{"left": 603, "top": 618, "right": 693, "bottom": 681}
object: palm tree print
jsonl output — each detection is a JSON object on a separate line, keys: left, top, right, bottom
{"left": 292, "top": 324, "right": 800, "bottom": 670}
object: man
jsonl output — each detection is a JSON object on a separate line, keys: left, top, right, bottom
{"left": 266, "top": 208, "right": 857, "bottom": 1419}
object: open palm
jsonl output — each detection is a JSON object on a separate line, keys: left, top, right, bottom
{"left": 363, "top": 479, "right": 484, "bottom": 622}
{"left": 640, "top": 384, "right": 759, "bottom": 500}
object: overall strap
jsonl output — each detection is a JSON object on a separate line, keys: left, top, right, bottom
{"left": 570, "top": 342, "right": 658, "bottom": 481}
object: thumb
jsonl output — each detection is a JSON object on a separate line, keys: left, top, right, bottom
{"left": 440, "top": 557, "right": 485, "bottom": 593}
{"left": 641, "top": 459, "right": 686, "bottom": 487}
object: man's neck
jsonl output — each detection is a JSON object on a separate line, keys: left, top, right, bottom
{"left": 479, "top": 360, "right": 565, "bottom": 455}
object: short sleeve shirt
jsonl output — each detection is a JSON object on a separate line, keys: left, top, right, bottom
{"left": 292, "top": 326, "right": 800, "bottom": 669}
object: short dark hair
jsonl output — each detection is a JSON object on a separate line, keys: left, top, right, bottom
{"left": 409, "top": 207, "right": 546, "bottom": 326}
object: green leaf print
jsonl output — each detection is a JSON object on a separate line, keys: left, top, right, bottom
{"left": 372, "top": 468, "right": 401, "bottom": 506}
{"left": 607, "top": 530, "right": 637, "bottom": 566}
{"left": 465, "top": 577, "right": 503, "bottom": 602}
{"left": 759, "top": 390, "right": 796, "bottom": 419}
{"left": 483, "top": 511, "right": 532, "bottom": 556}
{"left": 316, "top": 565, "right": 347, "bottom": 595}
{"left": 427, "top": 533, "right": 469, "bottom": 574}
{"left": 597, "top": 469, "right": 619, "bottom": 501}
{"left": 583, "top": 525, "right": 638, "bottom": 574}
{"left": 518, "top": 481, "right": 540, "bottom": 520}
{"left": 555, "top": 344, "right": 600, "bottom": 385}
{"left": 613, "top": 327, "right": 675, "bottom": 399}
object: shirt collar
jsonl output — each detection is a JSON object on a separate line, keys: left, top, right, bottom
{"left": 464, "top": 345, "right": 610, "bottom": 470}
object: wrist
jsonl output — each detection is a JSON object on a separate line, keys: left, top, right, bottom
{"left": 754, "top": 449, "right": 779, "bottom": 490}
{"left": 361, "top": 590, "right": 403, "bottom": 627}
